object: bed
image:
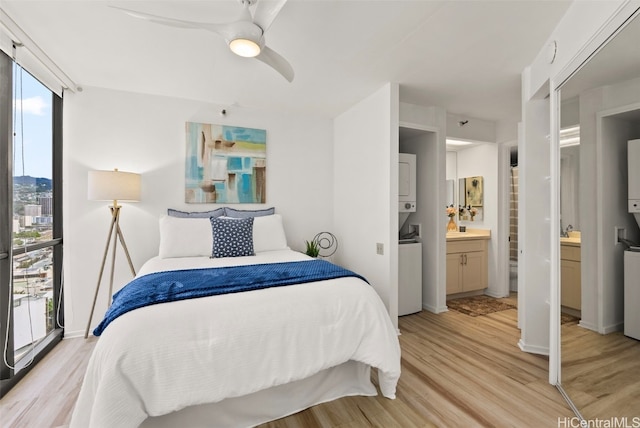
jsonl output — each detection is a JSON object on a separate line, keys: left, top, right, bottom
{"left": 70, "top": 212, "right": 401, "bottom": 428}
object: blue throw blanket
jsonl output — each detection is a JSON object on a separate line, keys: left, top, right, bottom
{"left": 93, "top": 259, "right": 368, "bottom": 336}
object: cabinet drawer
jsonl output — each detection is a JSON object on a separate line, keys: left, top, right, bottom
{"left": 447, "top": 240, "right": 485, "bottom": 254}
{"left": 560, "top": 245, "right": 581, "bottom": 262}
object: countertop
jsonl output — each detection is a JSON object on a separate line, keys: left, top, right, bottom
{"left": 560, "top": 231, "right": 581, "bottom": 247}
{"left": 560, "top": 237, "right": 581, "bottom": 247}
{"left": 446, "top": 228, "right": 491, "bottom": 241}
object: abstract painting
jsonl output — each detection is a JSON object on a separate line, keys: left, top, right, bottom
{"left": 464, "top": 176, "right": 483, "bottom": 207}
{"left": 185, "top": 122, "right": 266, "bottom": 204}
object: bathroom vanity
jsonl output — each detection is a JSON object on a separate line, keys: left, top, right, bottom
{"left": 561, "top": 236, "right": 581, "bottom": 311}
{"left": 446, "top": 229, "right": 490, "bottom": 295}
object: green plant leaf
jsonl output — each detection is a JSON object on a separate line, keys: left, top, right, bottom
{"left": 305, "top": 239, "right": 320, "bottom": 257}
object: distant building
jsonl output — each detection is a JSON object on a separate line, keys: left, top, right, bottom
{"left": 37, "top": 195, "right": 53, "bottom": 216}
{"left": 24, "top": 204, "right": 42, "bottom": 217}
{"left": 13, "top": 216, "right": 20, "bottom": 232}
{"left": 33, "top": 217, "right": 53, "bottom": 225}
{"left": 13, "top": 295, "right": 47, "bottom": 350}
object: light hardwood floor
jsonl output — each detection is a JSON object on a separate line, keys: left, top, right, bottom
{"left": 1, "top": 305, "right": 574, "bottom": 427}
{"left": 561, "top": 320, "right": 640, "bottom": 420}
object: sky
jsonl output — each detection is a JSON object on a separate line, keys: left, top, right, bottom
{"left": 12, "top": 63, "right": 52, "bottom": 179}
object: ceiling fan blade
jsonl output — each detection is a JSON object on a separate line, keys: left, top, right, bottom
{"left": 252, "top": 0, "right": 288, "bottom": 32}
{"left": 255, "top": 45, "right": 294, "bottom": 82}
{"left": 111, "top": 6, "right": 226, "bottom": 33}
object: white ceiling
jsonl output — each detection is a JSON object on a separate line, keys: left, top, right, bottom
{"left": 2, "top": 0, "right": 572, "bottom": 125}
{"left": 561, "top": 13, "right": 640, "bottom": 100}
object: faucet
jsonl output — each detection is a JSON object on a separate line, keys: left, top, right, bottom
{"left": 561, "top": 224, "right": 573, "bottom": 238}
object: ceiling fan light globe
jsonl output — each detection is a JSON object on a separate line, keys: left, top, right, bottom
{"left": 229, "top": 38, "right": 261, "bottom": 57}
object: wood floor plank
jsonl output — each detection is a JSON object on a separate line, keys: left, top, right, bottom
{"left": 561, "top": 322, "right": 640, "bottom": 421}
{"left": 2, "top": 303, "right": 580, "bottom": 428}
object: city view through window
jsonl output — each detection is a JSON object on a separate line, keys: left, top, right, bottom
{"left": 11, "top": 66, "right": 55, "bottom": 361}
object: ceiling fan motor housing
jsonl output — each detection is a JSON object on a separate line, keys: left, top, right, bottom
{"left": 228, "top": 20, "right": 264, "bottom": 57}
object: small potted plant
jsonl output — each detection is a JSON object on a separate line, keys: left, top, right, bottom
{"left": 305, "top": 239, "right": 320, "bottom": 257}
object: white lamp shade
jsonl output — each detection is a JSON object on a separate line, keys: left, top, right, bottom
{"left": 88, "top": 169, "right": 141, "bottom": 202}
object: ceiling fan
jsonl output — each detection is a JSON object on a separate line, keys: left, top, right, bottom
{"left": 113, "top": 0, "right": 294, "bottom": 82}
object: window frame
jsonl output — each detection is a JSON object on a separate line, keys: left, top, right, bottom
{"left": 0, "top": 50, "right": 64, "bottom": 397}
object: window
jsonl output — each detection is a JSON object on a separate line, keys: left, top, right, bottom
{"left": 0, "top": 50, "right": 63, "bottom": 397}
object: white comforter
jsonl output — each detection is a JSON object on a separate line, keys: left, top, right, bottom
{"left": 71, "top": 250, "right": 401, "bottom": 428}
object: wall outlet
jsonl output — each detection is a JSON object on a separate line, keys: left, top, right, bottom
{"left": 410, "top": 223, "right": 422, "bottom": 238}
{"left": 376, "top": 243, "right": 384, "bottom": 255}
{"left": 615, "top": 226, "right": 626, "bottom": 245}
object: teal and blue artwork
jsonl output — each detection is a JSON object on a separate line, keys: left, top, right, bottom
{"left": 185, "top": 122, "right": 266, "bottom": 204}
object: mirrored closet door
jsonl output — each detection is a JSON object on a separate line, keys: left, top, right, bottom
{"left": 555, "top": 11, "right": 640, "bottom": 420}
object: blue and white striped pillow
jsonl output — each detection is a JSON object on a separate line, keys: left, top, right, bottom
{"left": 168, "top": 208, "right": 225, "bottom": 218}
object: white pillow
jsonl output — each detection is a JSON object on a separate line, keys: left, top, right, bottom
{"left": 158, "top": 216, "right": 213, "bottom": 258}
{"left": 252, "top": 214, "right": 289, "bottom": 253}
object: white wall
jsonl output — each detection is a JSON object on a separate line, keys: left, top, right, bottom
{"left": 456, "top": 144, "right": 502, "bottom": 297}
{"left": 333, "top": 83, "right": 399, "bottom": 329}
{"left": 446, "top": 152, "right": 457, "bottom": 181}
{"left": 399, "top": 103, "right": 447, "bottom": 313}
{"left": 400, "top": 129, "right": 442, "bottom": 312}
{"left": 63, "top": 87, "right": 334, "bottom": 337}
{"left": 519, "top": 92, "right": 551, "bottom": 355}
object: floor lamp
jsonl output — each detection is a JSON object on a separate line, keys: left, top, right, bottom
{"left": 85, "top": 168, "right": 141, "bottom": 338}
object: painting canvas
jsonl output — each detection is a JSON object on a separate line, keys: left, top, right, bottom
{"left": 185, "top": 122, "right": 266, "bottom": 204}
{"left": 464, "top": 176, "right": 483, "bottom": 207}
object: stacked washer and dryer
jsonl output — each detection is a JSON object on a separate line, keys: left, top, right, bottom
{"left": 398, "top": 153, "right": 422, "bottom": 316}
{"left": 625, "top": 139, "right": 640, "bottom": 340}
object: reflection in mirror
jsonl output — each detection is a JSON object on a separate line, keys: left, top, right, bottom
{"left": 458, "top": 176, "right": 484, "bottom": 221}
{"left": 560, "top": 131, "right": 580, "bottom": 235}
{"left": 557, "top": 13, "right": 640, "bottom": 420}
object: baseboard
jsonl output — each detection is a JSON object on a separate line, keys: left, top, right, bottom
{"left": 578, "top": 320, "right": 598, "bottom": 332}
{"left": 484, "top": 289, "right": 510, "bottom": 298}
{"left": 602, "top": 322, "right": 623, "bottom": 334}
{"left": 579, "top": 320, "right": 623, "bottom": 335}
{"left": 446, "top": 290, "right": 483, "bottom": 299}
{"left": 423, "top": 303, "right": 448, "bottom": 314}
{"left": 518, "top": 339, "right": 549, "bottom": 356}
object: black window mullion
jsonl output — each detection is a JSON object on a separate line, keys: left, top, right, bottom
{"left": 52, "top": 93, "right": 63, "bottom": 331}
{"left": 0, "top": 50, "right": 14, "bottom": 380}
{"left": 0, "top": 52, "right": 64, "bottom": 395}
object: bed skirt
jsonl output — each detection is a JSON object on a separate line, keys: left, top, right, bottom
{"left": 140, "top": 361, "right": 376, "bottom": 428}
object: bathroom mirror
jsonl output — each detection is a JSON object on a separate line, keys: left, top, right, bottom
{"left": 560, "top": 142, "right": 580, "bottom": 233}
{"left": 446, "top": 179, "right": 455, "bottom": 207}
{"left": 458, "top": 176, "right": 483, "bottom": 220}
{"left": 556, "top": 11, "right": 640, "bottom": 420}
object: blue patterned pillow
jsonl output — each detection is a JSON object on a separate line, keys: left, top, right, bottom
{"left": 210, "top": 217, "right": 255, "bottom": 258}
{"left": 224, "top": 207, "right": 275, "bottom": 218}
